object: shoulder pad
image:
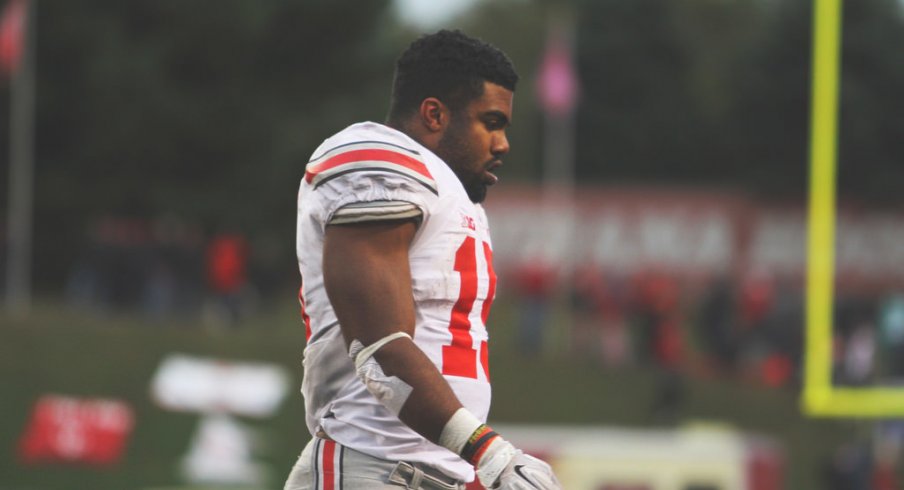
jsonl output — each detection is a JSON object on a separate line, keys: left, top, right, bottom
{"left": 305, "top": 141, "right": 437, "bottom": 195}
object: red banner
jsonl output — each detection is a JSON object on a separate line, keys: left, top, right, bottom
{"left": 486, "top": 186, "right": 904, "bottom": 291}
{"left": 18, "top": 395, "right": 134, "bottom": 466}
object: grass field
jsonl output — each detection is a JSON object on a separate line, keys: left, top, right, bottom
{"left": 0, "top": 298, "right": 864, "bottom": 489}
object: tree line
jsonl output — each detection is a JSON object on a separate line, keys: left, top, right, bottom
{"left": 1, "top": 0, "right": 903, "bottom": 292}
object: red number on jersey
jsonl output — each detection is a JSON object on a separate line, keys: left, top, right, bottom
{"left": 442, "top": 237, "right": 495, "bottom": 379}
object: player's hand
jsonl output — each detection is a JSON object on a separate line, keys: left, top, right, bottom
{"left": 491, "top": 451, "right": 561, "bottom": 490}
{"left": 440, "top": 411, "right": 561, "bottom": 490}
{"left": 475, "top": 438, "right": 561, "bottom": 490}
{"left": 491, "top": 451, "right": 562, "bottom": 490}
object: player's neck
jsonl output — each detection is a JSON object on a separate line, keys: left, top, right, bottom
{"left": 386, "top": 118, "right": 439, "bottom": 154}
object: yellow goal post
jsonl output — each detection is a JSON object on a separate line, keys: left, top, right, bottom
{"left": 803, "top": 0, "right": 904, "bottom": 417}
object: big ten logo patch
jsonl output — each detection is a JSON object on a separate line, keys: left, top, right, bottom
{"left": 461, "top": 214, "right": 476, "bottom": 231}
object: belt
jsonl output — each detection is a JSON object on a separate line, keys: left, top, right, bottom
{"left": 388, "top": 461, "right": 465, "bottom": 490}
{"left": 315, "top": 431, "right": 465, "bottom": 490}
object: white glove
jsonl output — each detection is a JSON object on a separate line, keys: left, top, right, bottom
{"left": 492, "top": 451, "right": 561, "bottom": 490}
{"left": 437, "top": 410, "right": 561, "bottom": 490}
{"left": 476, "top": 438, "right": 561, "bottom": 490}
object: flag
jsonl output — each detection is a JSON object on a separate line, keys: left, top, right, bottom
{"left": 0, "top": 0, "right": 27, "bottom": 75}
{"left": 536, "top": 27, "right": 580, "bottom": 118}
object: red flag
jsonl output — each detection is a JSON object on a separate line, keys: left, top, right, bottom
{"left": 536, "top": 27, "right": 579, "bottom": 118}
{"left": 0, "top": 0, "right": 27, "bottom": 75}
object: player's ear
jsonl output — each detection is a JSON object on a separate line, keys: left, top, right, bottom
{"left": 419, "top": 98, "right": 447, "bottom": 133}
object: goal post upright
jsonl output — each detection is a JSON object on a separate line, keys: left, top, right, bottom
{"left": 803, "top": 0, "right": 904, "bottom": 417}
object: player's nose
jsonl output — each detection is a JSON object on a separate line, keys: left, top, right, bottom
{"left": 491, "top": 132, "right": 510, "bottom": 156}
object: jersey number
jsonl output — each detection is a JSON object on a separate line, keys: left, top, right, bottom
{"left": 442, "top": 237, "right": 496, "bottom": 380}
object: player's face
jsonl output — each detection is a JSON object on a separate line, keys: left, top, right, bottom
{"left": 437, "top": 82, "right": 513, "bottom": 203}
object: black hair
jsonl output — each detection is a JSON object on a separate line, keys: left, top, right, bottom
{"left": 387, "top": 29, "right": 518, "bottom": 123}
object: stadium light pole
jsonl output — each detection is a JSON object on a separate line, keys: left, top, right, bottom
{"left": 5, "top": 0, "right": 36, "bottom": 316}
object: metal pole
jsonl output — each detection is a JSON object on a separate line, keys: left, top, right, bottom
{"left": 541, "top": 11, "right": 577, "bottom": 202}
{"left": 538, "top": 9, "right": 578, "bottom": 355}
{"left": 540, "top": 8, "right": 579, "bottom": 262}
{"left": 6, "top": 0, "right": 36, "bottom": 316}
{"left": 542, "top": 103, "right": 576, "bottom": 197}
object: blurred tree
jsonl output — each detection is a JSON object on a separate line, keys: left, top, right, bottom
{"left": 726, "top": 0, "right": 904, "bottom": 203}
{"left": 19, "top": 0, "right": 397, "bottom": 290}
{"left": 569, "top": 0, "right": 904, "bottom": 201}
{"left": 836, "top": 0, "right": 904, "bottom": 203}
{"left": 574, "top": 0, "right": 715, "bottom": 184}
{"left": 671, "top": 0, "right": 768, "bottom": 188}
{"left": 5, "top": 0, "right": 904, "bottom": 295}
{"left": 724, "top": 0, "right": 812, "bottom": 198}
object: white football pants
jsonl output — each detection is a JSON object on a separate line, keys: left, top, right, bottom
{"left": 284, "top": 437, "right": 466, "bottom": 490}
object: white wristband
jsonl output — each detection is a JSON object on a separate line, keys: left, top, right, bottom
{"left": 438, "top": 408, "right": 483, "bottom": 455}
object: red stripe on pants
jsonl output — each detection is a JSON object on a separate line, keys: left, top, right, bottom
{"left": 322, "top": 440, "right": 336, "bottom": 490}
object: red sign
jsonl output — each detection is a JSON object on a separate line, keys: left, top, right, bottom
{"left": 18, "top": 395, "right": 134, "bottom": 466}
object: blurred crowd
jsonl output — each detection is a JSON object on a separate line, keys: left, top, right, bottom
{"left": 505, "top": 262, "right": 904, "bottom": 489}
{"left": 506, "top": 262, "right": 904, "bottom": 389}
{"left": 62, "top": 216, "right": 284, "bottom": 326}
{"left": 509, "top": 264, "right": 794, "bottom": 382}
{"left": 47, "top": 217, "right": 904, "bottom": 386}
{"left": 8, "top": 214, "right": 903, "bottom": 389}
{"left": 824, "top": 421, "right": 904, "bottom": 490}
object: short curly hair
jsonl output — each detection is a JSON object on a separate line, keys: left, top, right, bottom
{"left": 387, "top": 30, "right": 518, "bottom": 122}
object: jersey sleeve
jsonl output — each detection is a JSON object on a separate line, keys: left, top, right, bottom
{"left": 304, "top": 140, "right": 438, "bottom": 226}
{"left": 330, "top": 200, "right": 423, "bottom": 225}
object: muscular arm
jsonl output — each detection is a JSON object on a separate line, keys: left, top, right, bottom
{"left": 322, "top": 219, "right": 462, "bottom": 443}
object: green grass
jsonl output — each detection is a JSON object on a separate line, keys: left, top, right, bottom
{"left": 0, "top": 298, "right": 862, "bottom": 489}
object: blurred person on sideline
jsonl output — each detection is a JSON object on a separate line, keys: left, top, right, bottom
{"left": 569, "top": 266, "right": 630, "bottom": 366}
{"left": 824, "top": 440, "right": 873, "bottom": 490}
{"left": 205, "top": 231, "right": 249, "bottom": 326}
{"left": 697, "top": 275, "right": 739, "bottom": 372}
{"left": 632, "top": 270, "right": 686, "bottom": 423}
{"left": 288, "top": 30, "right": 560, "bottom": 490}
{"left": 878, "top": 292, "right": 904, "bottom": 378}
{"left": 511, "top": 258, "right": 557, "bottom": 356}
{"left": 569, "top": 265, "right": 605, "bottom": 360}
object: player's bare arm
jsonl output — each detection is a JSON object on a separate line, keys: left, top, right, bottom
{"left": 323, "top": 218, "right": 559, "bottom": 489}
{"left": 322, "top": 218, "right": 463, "bottom": 442}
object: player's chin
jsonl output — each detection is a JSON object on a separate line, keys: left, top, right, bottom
{"left": 467, "top": 184, "right": 489, "bottom": 204}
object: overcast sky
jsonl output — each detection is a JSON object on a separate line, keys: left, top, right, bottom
{"left": 392, "top": 0, "right": 481, "bottom": 28}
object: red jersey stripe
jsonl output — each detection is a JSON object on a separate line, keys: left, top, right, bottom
{"left": 480, "top": 242, "right": 496, "bottom": 326}
{"left": 305, "top": 148, "right": 432, "bottom": 184}
{"left": 299, "top": 285, "right": 311, "bottom": 342}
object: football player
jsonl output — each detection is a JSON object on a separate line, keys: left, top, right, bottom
{"left": 288, "top": 30, "right": 561, "bottom": 490}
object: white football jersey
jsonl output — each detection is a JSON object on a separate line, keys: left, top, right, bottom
{"left": 296, "top": 122, "right": 497, "bottom": 481}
